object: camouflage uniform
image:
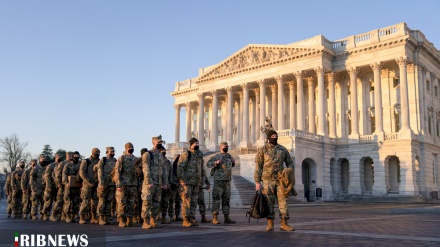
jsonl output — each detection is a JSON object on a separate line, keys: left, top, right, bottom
{"left": 141, "top": 148, "right": 168, "bottom": 227}
{"left": 160, "top": 158, "right": 173, "bottom": 219}
{"left": 168, "top": 158, "right": 181, "bottom": 220}
{"left": 254, "top": 143, "right": 293, "bottom": 220}
{"left": 115, "top": 152, "right": 138, "bottom": 225}
{"left": 42, "top": 161, "right": 59, "bottom": 219}
{"left": 21, "top": 166, "right": 33, "bottom": 218}
{"left": 197, "top": 177, "right": 210, "bottom": 220}
{"left": 62, "top": 159, "right": 81, "bottom": 222}
{"left": 30, "top": 164, "right": 46, "bottom": 219}
{"left": 97, "top": 151, "right": 117, "bottom": 224}
{"left": 11, "top": 167, "right": 24, "bottom": 217}
{"left": 52, "top": 157, "right": 71, "bottom": 221}
{"left": 79, "top": 156, "right": 100, "bottom": 222}
{"left": 5, "top": 174, "right": 12, "bottom": 217}
{"left": 207, "top": 152, "right": 235, "bottom": 216}
{"left": 177, "top": 148, "right": 206, "bottom": 225}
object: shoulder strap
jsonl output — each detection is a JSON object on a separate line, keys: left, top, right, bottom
{"left": 187, "top": 150, "right": 191, "bottom": 161}
{"left": 102, "top": 157, "right": 107, "bottom": 166}
{"left": 86, "top": 158, "right": 90, "bottom": 169}
{"left": 148, "top": 151, "right": 154, "bottom": 164}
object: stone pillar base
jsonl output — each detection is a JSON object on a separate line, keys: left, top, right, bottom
{"left": 208, "top": 143, "right": 220, "bottom": 152}
{"left": 374, "top": 131, "right": 385, "bottom": 142}
{"left": 239, "top": 140, "right": 253, "bottom": 148}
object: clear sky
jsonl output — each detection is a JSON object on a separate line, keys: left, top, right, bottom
{"left": 0, "top": 0, "right": 439, "bottom": 161}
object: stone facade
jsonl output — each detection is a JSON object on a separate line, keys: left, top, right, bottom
{"left": 168, "top": 23, "right": 440, "bottom": 201}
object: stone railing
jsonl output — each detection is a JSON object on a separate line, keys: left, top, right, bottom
{"left": 360, "top": 135, "right": 375, "bottom": 143}
{"left": 384, "top": 133, "right": 399, "bottom": 141}
{"left": 166, "top": 142, "right": 190, "bottom": 149}
{"left": 240, "top": 147, "right": 257, "bottom": 155}
{"left": 174, "top": 79, "right": 196, "bottom": 91}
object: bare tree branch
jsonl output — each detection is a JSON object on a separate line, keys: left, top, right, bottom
{"left": 0, "top": 134, "right": 29, "bottom": 174}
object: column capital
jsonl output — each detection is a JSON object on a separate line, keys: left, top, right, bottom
{"left": 370, "top": 62, "right": 382, "bottom": 71}
{"left": 240, "top": 82, "right": 250, "bottom": 90}
{"left": 396, "top": 57, "right": 408, "bottom": 67}
{"left": 207, "top": 103, "right": 213, "bottom": 110}
{"left": 314, "top": 66, "right": 326, "bottom": 76}
{"left": 287, "top": 81, "right": 295, "bottom": 89}
{"left": 252, "top": 88, "right": 260, "bottom": 95}
{"left": 306, "top": 77, "right": 315, "bottom": 86}
{"left": 274, "top": 75, "right": 284, "bottom": 84}
{"left": 225, "top": 87, "right": 233, "bottom": 93}
{"left": 326, "top": 72, "right": 336, "bottom": 81}
{"left": 174, "top": 104, "right": 181, "bottom": 110}
{"left": 210, "top": 90, "right": 218, "bottom": 96}
{"left": 197, "top": 92, "right": 205, "bottom": 98}
{"left": 185, "top": 102, "right": 193, "bottom": 108}
{"left": 348, "top": 67, "right": 358, "bottom": 76}
{"left": 236, "top": 91, "right": 243, "bottom": 99}
{"left": 257, "top": 79, "right": 266, "bottom": 87}
{"left": 268, "top": 84, "right": 277, "bottom": 92}
{"left": 416, "top": 62, "right": 426, "bottom": 71}
{"left": 294, "top": 70, "right": 304, "bottom": 79}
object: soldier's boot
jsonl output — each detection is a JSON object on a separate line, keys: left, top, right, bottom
{"left": 126, "top": 217, "right": 134, "bottom": 227}
{"left": 212, "top": 214, "right": 220, "bottom": 225}
{"left": 133, "top": 215, "right": 139, "bottom": 224}
{"left": 79, "top": 214, "right": 87, "bottom": 224}
{"left": 99, "top": 215, "right": 107, "bottom": 226}
{"left": 22, "top": 213, "right": 28, "bottom": 219}
{"left": 105, "top": 215, "right": 113, "bottom": 225}
{"left": 142, "top": 218, "right": 152, "bottom": 229}
{"left": 7, "top": 213, "right": 11, "bottom": 218}
{"left": 224, "top": 214, "right": 236, "bottom": 224}
{"left": 174, "top": 215, "right": 183, "bottom": 221}
{"left": 12, "top": 213, "right": 17, "bottom": 218}
{"left": 65, "top": 214, "right": 72, "bottom": 223}
{"left": 50, "top": 214, "right": 60, "bottom": 222}
{"left": 118, "top": 217, "right": 126, "bottom": 227}
{"left": 189, "top": 216, "right": 199, "bottom": 226}
{"left": 201, "top": 214, "right": 211, "bottom": 223}
{"left": 266, "top": 219, "right": 274, "bottom": 231}
{"left": 150, "top": 217, "right": 157, "bottom": 228}
{"left": 43, "top": 213, "right": 49, "bottom": 221}
{"left": 31, "top": 215, "right": 38, "bottom": 220}
{"left": 72, "top": 214, "right": 79, "bottom": 222}
{"left": 182, "top": 217, "right": 193, "bottom": 227}
{"left": 161, "top": 214, "right": 170, "bottom": 224}
{"left": 61, "top": 214, "right": 66, "bottom": 221}
{"left": 280, "top": 219, "right": 295, "bottom": 231}
{"left": 169, "top": 215, "right": 175, "bottom": 222}
{"left": 91, "top": 213, "right": 99, "bottom": 224}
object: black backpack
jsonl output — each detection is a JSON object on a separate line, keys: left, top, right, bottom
{"left": 246, "top": 190, "right": 269, "bottom": 222}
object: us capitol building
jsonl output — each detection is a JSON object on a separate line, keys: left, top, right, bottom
{"left": 168, "top": 23, "right": 440, "bottom": 202}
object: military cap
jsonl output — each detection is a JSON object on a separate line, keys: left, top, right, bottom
{"left": 125, "top": 142, "right": 134, "bottom": 149}
{"left": 30, "top": 159, "right": 38, "bottom": 163}
{"left": 140, "top": 148, "right": 148, "bottom": 156}
{"left": 189, "top": 138, "right": 198, "bottom": 146}
{"left": 106, "top": 146, "right": 115, "bottom": 152}
{"left": 267, "top": 130, "right": 278, "bottom": 139}
{"left": 73, "top": 151, "right": 80, "bottom": 155}
{"left": 220, "top": 142, "right": 229, "bottom": 147}
{"left": 152, "top": 135, "right": 163, "bottom": 142}
{"left": 91, "top": 148, "right": 100, "bottom": 155}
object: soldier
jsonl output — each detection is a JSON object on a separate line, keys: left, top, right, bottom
{"left": 141, "top": 136, "right": 168, "bottom": 229}
{"left": 254, "top": 130, "right": 295, "bottom": 231}
{"left": 97, "top": 147, "right": 117, "bottom": 225}
{"left": 21, "top": 159, "right": 37, "bottom": 219}
{"left": 62, "top": 151, "right": 82, "bottom": 223}
{"left": 78, "top": 148, "right": 100, "bottom": 224}
{"left": 51, "top": 151, "right": 73, "bottom": 222}
{"left": 5, "top": 173, "right": 12, "bottom": 217}
{"left": 197, "top": 176, "right": 211, "bottom": 223}
{"left": 133, "top": 148, "right": 147, "bottom": 225}
{"left": 30, "top": 155, "right": 48, "bottom": 220}
{"left": 11, "top": 161, "right": 25, "bottom": 218}
{"left": 115, "top": 142, "right": 138, "bottom": 227}
{"left": 170, "top": 154, "right": 182, "bottom": 221}
{"left": 42, "top": 152, "right": 64, "bottom": 220}
{"left": 159, "top": 146, "right": 173, "bottom": 224}
{"left": 207, "top": 142, "right": 236, "bottom": 224}
{"left": 177, "top": 138, "right": 206, "bottom": 227}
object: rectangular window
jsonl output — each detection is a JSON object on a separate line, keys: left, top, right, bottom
{"left": 435, "top": 86, "right": 438, "bottom": 97}
{"left": 427, "top": 80, "right": 431, "bottom": 91}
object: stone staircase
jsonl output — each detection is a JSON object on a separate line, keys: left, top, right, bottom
{"left": 331, "top": 194, "right": 426, "bottom": 203}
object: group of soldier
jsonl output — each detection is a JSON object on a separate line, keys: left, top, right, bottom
{"left": 4, "top": 135, "right": 237, "bottom": 230}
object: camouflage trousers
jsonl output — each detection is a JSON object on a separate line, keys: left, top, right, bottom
{"left": 134, "top": 188, "right": 141, "bottom": 219}
{"left": 212, "top": 180, "right": 231, "bottom": 215}
{"left": 168, "top": 187, "right": 181, "bottom": 217}
{"left": 141, "top": 186, "right": 161, "bottom": 219}
{"left": 115, "top": 186, "right": 137, "bottom": 217}
{"left": 7, "top": 195, "right": 12, "bottom": 214}
{"left": 42, "top": 187, "right": 57, "bottom": 215}
{"left": 22, "top": 190, "right": 32, "bottom": 214}
{"left": 63, "top": 187, "right": 81, "bottom": 216}
{"left": 197, "top": 187, "right": 207, "bottom": 215}
{"left": 79, "top": 185, "right": 98, "bottom": 215}
{"left": 97, "top": 185, "right": 115, "bottom": 217}
{"left": 31, "top": 191, "right": 44, "bottom": 217}
{"left": 52, "top": 186, "right": 64, "bottom": 216}
{"left": 160, "top": 188, "right": 171, "bottom": 216}
{"left": 179, "top": 185, "right": 199, "bottom": 218}
{"left": 12, "top": 190, "right": 23, "bottom": 216}
{"left": 262, "top": 179, "right": 289, "bottom": 219}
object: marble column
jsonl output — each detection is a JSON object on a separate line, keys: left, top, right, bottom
{"left": 371, "top": 62, "right": 384, "bottom": 134}
{"left": 288, "top": 81, "right": 295, "bottom": 129}
{"left": 185, "top": 102, "right": 192, "bottom": 142}
{"left": 327, "top": 72, "right": 337, "bottom": 138}
{"left": 295, "top": 71, "right": 305, "bottom": 131}
{"left": 253, "top": 88, "right": 260, "bottom": 142}
{"left": 307, "top": 77, "right": 315, "bottom": 133}
{"left": 174, "top": 104, "right": 180, "bottom": 143}
{"left": 257, "top": 79, "right": 267, "bottom": 145}
{"left": 198, "top": 93, "right": 205, "bottom": 146}
{"left": 226, "top": 87, "right": 234, "bottom": 147}
{"left": 396, "top": 57, "right": 411, "bottom": 132}
{"left": 237, "top": 92, "right": 243, "bottom": 145}
{"left": 276, "top": 75, "right": 285, "bottom": 130}
{"left": 209, "top": 90, "right": 219, "bottom": 151}
{"left": 240, "top": 83, "right": 252, "bottom": 148}
{"left": 270, "top": 85, "right": 278, "bottom": 130}
{"left": 315, "top": 67, "right": 326, "bottom": 136}
{"left": 348, "top": 67, "right": 360, "bottom": 137}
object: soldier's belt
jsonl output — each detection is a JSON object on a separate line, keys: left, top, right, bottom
{"left": 68, "top": 176, "right": 82, "bottom": 188}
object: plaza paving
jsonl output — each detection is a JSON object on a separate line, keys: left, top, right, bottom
{"left": 1, "top": 200, "right": 440, "bottom": 247}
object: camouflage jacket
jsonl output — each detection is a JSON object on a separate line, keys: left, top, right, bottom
{"left": 54, "top": 160, "right": 69, "bottom": 187}
{"left": 79, "top": 157, "right": 99, "bottom": 187}
{"left": 115, "top": 154, "right": 138, "bottom": 188}
{"left": 11, "top": 167, "right": 24, "bottom": 191}
{"left": 142, "top": 148, "right": 168, "bottom": 187}
{"left": 30, "top": 164, "right": 46, "bottom": 193}
{"left": 97, "top": 156, "right": 117, "bottom": 186}
{"left": 207, "top": 153, "right": 235, "bottom": 181}
{"left": 177, "top": 149, "right": 206, "bottom": 187}
{"left": 44, "top": 162, "right": 59, "bottom": 189}
{"left": 5, "top": 174, "right": 12, "bottom": 195}
{"left": 254, "top": 143, "right": 294, "bottom": 183}
{"left": 21, "top": 168, "right": 32, "bottom": 191}
{"left": 62, "top": 161, "right": 80, "bottom": 185}
{"left": 165, "top": 159, "right": 173, "bottom": 186}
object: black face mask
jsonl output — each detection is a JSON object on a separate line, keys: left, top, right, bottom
{"left": 109, "top": 154, "right": 115, "bottom": 158}
{"left": 19, "top": 164, "right": 25, "bottom": 169}
{"left": 72, "top": 157, "right": 79, "bottom": 163}
{"left": 40, "top": 161, "right": 47, "bottom": 166}
{"left": 269, "top": 138, "right": 278, "bottom": 145}
{"left": 194, "top": 146, "right": 200, "bottom": 151}
{"left": 56, "top": 158, "right": 63, "bottom": 163}
{"left": 155, "top": 144, "right": 163, "bottom": 149}
{"left": 127, "top": 149, "right": 134, "bottom": 154}
{"left": 93, "top": 153, "right": 100, "bottom": 159}
{"left": 162, "top": 152, "right": 166, "bottom": 157}
{"left": 222, "top": 148, "right": 228, "bottom": 153}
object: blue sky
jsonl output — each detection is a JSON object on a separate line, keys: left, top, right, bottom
{"left": 0, "top": 0, "right": 439, "bottom": 161}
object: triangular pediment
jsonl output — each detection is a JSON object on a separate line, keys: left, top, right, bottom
{"left": 198, "top": 44, "right": 318, "bottom": 82}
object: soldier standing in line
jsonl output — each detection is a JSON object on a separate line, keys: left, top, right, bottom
{"left": 169, "top": 154, "right": 182, "bottom": 222}
{"left": 78, "top": 148, "right": 100, "bottom": 224}
{"left": 30, "top": 155, "right": 48, "bottom": 220}
{"left": 62, "top": 151, "right": 82, "bottom": 223}
{"left": 207, "top": 142, "right": 236, "bottom": 224}
{"left": 254, "top": 130, "right": 295, "bottom": 231}
{"left": 141, "top": 136, "right": 168, "bottom": 229}
{"left": 5, "top": 173, "right": 12, "bottom": 217}
{"left": 51, "top": 151, "right": 73, "bottom": 222}
{"left": 21, "top": 159, "right": 37, "bottom": 219}
{"left": 11, "top": 161, "right": 25, "bottom": 218}
{"left": 177, "top": 138, "right": 206, "bottom": 227}
{"left": 115, "top": 142, "right": 138, "bottom": 227}
{"left": 196, "top": 176, "right": 211, "bottom": 223}
{"left": 42, "top": 152, "right": 64, "bottom": 220}
{"left": 159, "top": 146, "right": 173, "bottom": 224}
{"left": 133, "top": 148, "right": 147, "bottom": 225}
{"left": 97, "top": 147, "right": 117, "bottom": 225}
